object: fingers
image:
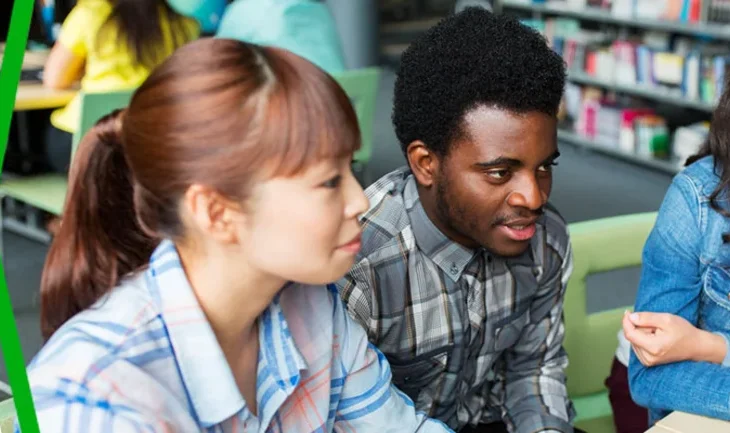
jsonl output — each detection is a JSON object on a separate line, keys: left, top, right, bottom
{"left": 628, "top": 311, "right": 671, "bottom": 329}
{"left": 622, "top": 314, "right": 658, "bottom": 367}
{"left": 622, "top": 310, "right": 636, "bottom": 334}
{"left": 623, "top": 312, "right": 659, "bottom": 352}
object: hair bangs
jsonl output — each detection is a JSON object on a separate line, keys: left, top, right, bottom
{"left": 257, "top": 48, "right": 361, "bottom": 177}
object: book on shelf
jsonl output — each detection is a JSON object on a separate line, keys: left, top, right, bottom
{"left": 527, "top": 16, "right": 730, "bottom": 105}
{"left": 513, "top": 0, "right": 730, "bottom": 24}
{"left": 563, "top": 84, "right": 709, "bottom": 164}
{"left": 511, "top": 3, "right": 717, "bottom": 168}
{"left": 673, "top": 121, "right": 710, "bottom": 162}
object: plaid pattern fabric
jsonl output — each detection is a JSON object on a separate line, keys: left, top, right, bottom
{"left": 22, "top": 240, "right": 453, "bottom": 433}
{"left": 337, "top": 168, "right": 576, "bottom": 433}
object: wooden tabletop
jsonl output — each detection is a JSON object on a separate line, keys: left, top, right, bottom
{"left": 646, "top": 412, "right": 730, "bottom": 433}
{"left": 18, "top": 48, "right": 48, "bottom": 70}
{"left": 0, "top": 45, "right": 49, "bottom": 70}
{"left": 15, "top": 83, "right": 76, "bottom": 111}
{"left": 3, "top": 48, "right": 79, "bottom": 111}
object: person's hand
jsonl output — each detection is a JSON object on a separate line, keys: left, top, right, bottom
{"left": 622, "top": 311, "right": 727, "bottom": 367}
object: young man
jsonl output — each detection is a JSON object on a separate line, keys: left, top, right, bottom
{"left": 337, "top": 8, "right": 581, "bottom": 433}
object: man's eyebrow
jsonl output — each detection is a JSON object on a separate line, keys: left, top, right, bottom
{"left": 473, "top": 151, "right": 561, "bottom": 169}
{"left": 473, "top": 157, "right": 522, "bottom": 169}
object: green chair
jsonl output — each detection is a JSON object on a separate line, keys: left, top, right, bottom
{"left": 0, "top": 398, "right": 14, "bottom": 433}
{"left": 564, "top": 211, "right": 658, "bottom": 433}
{"left": 332, "top": 67, "right": 380, "bottom": 186}
{"left": 0, "top": 89, "right": 135, "bottom": 258}
{"left": 71, "top": 90, "right": 135, "bottom": 151}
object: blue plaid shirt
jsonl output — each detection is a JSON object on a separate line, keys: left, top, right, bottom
{"left": 20, "top": 240, "right": 452, "bottom": 433}
{"left": 338, "top": 169, "right": 575, "bottom": 432}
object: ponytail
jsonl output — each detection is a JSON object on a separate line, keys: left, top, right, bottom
{"left": 40, "top": 109, "right": 158, "bottom": 340}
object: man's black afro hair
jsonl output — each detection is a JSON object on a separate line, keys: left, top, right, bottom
{"left": 392, "top": 7, "right": 566, "bottom": 156}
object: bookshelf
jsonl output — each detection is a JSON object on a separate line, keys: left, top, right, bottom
{"left": 558, "top": 130, "right": 682, "bottom": 174}
{"left": 497, "top": 0, "right": 722, "bottom": 173}
{"left": 499, "top": 0, "right": 730, "bottom": 40}
{"left": 568, "top": 72, "right": 716, "bottom": 112}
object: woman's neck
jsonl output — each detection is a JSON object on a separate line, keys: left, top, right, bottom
{"left": 176, "top": 242, "right": 284, "bottom": 416}
{"left": 176, "top": 242, "right": 285, "bottom": 353}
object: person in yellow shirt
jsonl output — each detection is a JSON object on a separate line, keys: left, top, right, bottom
{"left": 42, "top": 0, "right": 199, "bottom": 174}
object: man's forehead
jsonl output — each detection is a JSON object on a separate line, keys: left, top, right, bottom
{"left": 457, "top": 107, "right": 557, "bottom": 160}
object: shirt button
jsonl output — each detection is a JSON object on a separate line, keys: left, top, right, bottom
{"left": 450, "top": 263, "right": 459, "bottom": 274}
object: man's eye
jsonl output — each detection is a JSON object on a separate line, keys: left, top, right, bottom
{"left": 538, "top": 161, "right": 559, "bottom": 172}
{"left": 487, "top": 170, "right": 509, "bottom": 179}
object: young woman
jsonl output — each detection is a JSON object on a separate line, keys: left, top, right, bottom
{"left": 42, "top": 0, "right": 199, "bottom": 173}
{"left": 23, "top": 38, "right": 452, "bottom": 433}
{"left": 624, "top": 85, "right": 730, "bottom": 425}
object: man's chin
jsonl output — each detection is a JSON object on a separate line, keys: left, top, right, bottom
{"left": 481, "top": 237, "right": 532, "bottom": 258}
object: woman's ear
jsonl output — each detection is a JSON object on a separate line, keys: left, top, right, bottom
{"left": 182, "top": 184, "right": 243, "bottom": 244}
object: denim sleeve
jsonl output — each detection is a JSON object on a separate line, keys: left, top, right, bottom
{"left": 629, "top": 174, "right": 730, "bottom": 422}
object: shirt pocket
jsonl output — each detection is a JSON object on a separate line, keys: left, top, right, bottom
{"left": 385, "top": 347, "right": 450, "bottom": 403}
{"left": 701, "top": 265, "right": 730, "bottom": 333}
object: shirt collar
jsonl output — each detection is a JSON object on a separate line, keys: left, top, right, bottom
{"left": 146, "top": 241, "right": 307, "bottom": 427}
{"left": 258, "top": 287, "right": 309, "bottom": 393}
{"left": 252, "top": 287, "right": 312, "bottom": 431}
{"left": 402, "top": 174, "right": 478, "bottom": 281}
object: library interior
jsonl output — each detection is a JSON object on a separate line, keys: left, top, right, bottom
{"left": 1, "top": 0, "right": 729, "bottom": 433}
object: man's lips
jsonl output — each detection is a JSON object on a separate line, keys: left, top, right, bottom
{"left": 496, "top": 218, "right": 538, "bottom": 242}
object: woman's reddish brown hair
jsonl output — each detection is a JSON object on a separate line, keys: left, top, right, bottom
{"left": 40, "top": 38, "right": 360, "bottom": 340}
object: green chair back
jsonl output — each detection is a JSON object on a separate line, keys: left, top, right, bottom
{"left": 71, "top": 89, "right": 136, "bottom": 157}
{"left": 0, "top": 398, "right": 15, "bottom": 433}
{"left": 0, "top": 89, "right": 134, "bottom": 221}
{"left": 564, "top": 211, "right": 658, "bottom": 432}
{"left": 332, "top": 67, "right": 380, "bottom": 166}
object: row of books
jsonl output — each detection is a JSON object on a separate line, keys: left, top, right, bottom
{"left": 581, "top": 40, "right": 729, "bottom": 104}
{"left": 564, "top": 84, "right": 709, "bottom": 163}
{"left": 575, "top": 98, "right": 671, "bottom": 157}
{"left": 523, "top": 17, "right": 730, "bottom": 104}
{"left": 515, "top": 4, "right": 716, "bottom": 165}
{"left": 528, "top": 0, "right": 730, "bottom": 24}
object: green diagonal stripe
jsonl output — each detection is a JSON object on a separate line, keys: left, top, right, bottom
{"left": 0, "top": 0, "right": 41, "bottom": 432}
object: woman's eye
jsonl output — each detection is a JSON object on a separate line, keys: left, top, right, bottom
{"left": 322, "top": 175, "right": 342, "bottom": 188}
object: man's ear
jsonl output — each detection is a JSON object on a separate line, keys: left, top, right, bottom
{"left": 406, "top": 140, "right": 440, "bottom": 188}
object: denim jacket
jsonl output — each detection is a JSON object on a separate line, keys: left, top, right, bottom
{"left": 629, "top": 155, "right": 730, "bottom": 424}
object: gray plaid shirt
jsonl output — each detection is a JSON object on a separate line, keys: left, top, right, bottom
{"left": 336, "top": 168, "right": 576, "bottom": 433}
